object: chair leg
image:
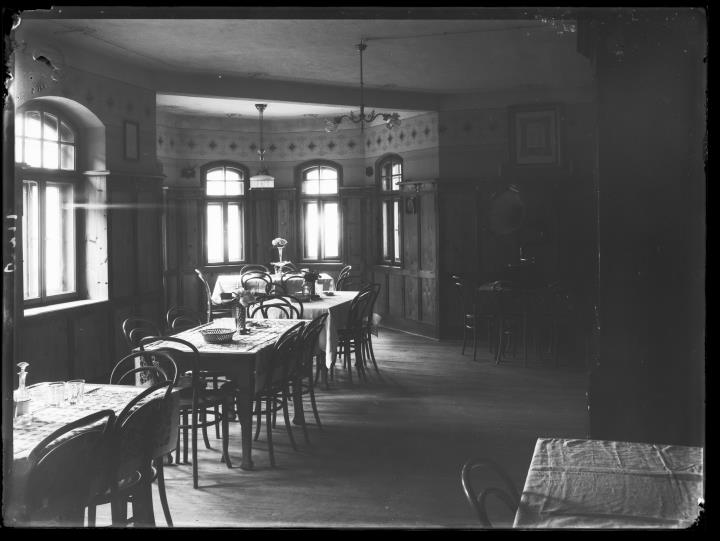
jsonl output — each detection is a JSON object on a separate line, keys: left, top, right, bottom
{"left": 309, "top": 380, "right": 322, "bottom": 429}
{"left": 294, "top": 386, "right": 311, "bottom": 444}
{"left": 254, "top": 399, "right": 262, "bottom": 441}
{"left": 156, "top": 459, "right": 174, "bottom": 526}
{"left": 182, "top": 411, "right": 189, "bottom": 464}
{"left": 201, "top": 409, "right": 211, "bottom": 449}
{"left": 131, "top": 474, "right": 156, "bottom": 527}
{"left": 221, "top": 401, "right": 231, "bottom": 468}
{"left": 282, "top": 392, "right": 298, "bottom": 451}
{"left": 266, "top": 398, "right": 276, "bottom": 467}
{"left": 367, "top": 333, "right": 379, "bottom": 373}
{"left": 192, "top": 408, "right": 199, "bottom": 489}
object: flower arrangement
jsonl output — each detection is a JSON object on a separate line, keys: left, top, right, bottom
{"left": 271, "top": 238, "right": 288, "bottom": 248}
{"left": 232, "top": 287, "right": 257, "bottom": 307}
{"left": 303, "top": 269, "right": 320, "bottom": 282}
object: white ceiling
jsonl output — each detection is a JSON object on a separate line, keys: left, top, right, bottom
{"left": 156, "top": 94, "right": 425, "bottom": 120}
{"left": 18, "top": 10, "right": 592, "bottom": 118}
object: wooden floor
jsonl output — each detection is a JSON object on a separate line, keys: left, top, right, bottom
{"left": 109, "top": 329, "right": 588, "bottom": 528}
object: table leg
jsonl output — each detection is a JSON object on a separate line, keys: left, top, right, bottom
{"left": 236, "top": 390, "right": 254, "bottom": 470}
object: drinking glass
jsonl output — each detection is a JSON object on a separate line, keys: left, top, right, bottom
{"left": 48, "top": 381, "right": 65, "bottom": 406}
{"left": 65, "top": 379, "right": 85, "bottom": 405}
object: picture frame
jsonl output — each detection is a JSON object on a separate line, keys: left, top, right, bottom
{"left": 124, "top": 120, "right": 139, "bottom": 161}
{"left": 509, "top": 105, "right": 561, "bottom": 166}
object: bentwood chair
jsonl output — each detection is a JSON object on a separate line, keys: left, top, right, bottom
{"left": 252, "top": 322, "right": 306, "bottom": 467}
{"left": 293, "top": 313, "right": 329, "bottom": 441}
{"left": 194, "top": 268, "right": 234, "bottom": 322}
{"left": 338, "top": 265, "right": 352, "bottom": 282}
{"left": 21, "top": 410, "right": 116, "bottom": 527}
{"left": 122, "top": 317, "right": 162, "bottom": 353}
{"left": 166, "top": 305, "right": 228, "bottom": 439}
{"left": 88, "top": 379, "right": 178, "bottom": 527}
{"left": 359, "top": 283, "right": 381, "bottom": 374}
{"left": 280, "top": 272, "right": 306, "bottom": 296}
{"left": 241, "top": 270, "right": 274, "bottom": 298}
{"left": 140, "top": 336, "right": 234, "bottom": 487}
{"left": 460, "top": 458, "right": 520, "bottom": 528}
{"left": 249, "top": 295, "right": 304, "bottom": 319}
{"left": 334, "top": 287, "right": 374, "bottom": 383}
{"left": 240, "top": 264, "right": 270, "bottom": 274}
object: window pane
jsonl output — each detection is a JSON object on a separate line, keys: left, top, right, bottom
{"left": 392, "top": 174, "right": 402, "bottom": 190}
{"left": 319, "top": 167, "right": 337, "bottom": 180}
{"left": 59, "top": 121, "right": 74, "bottom": 143}
{"left": 305, "top": 167, "right": 320, "bottom": 181}
{"left": 43, "top": 141, "right": 59, "bottom": 169}
{"left": 304, "top": 202, "right": 319, "bottom": 260}
{"left": 44, "top": 113, "right": 59, "bottom": 141}
{"left": 319, "top": 178, "right": 337, "bottom": 194}
{"left": 15, "top": 113, "right": 23, "bottom": 136}
{"left": 382, "top": 201, "right": 389, "bottom": 259}
{"left": 26, "top": 111, "right": 41, "bottom": 138}
{"left": 25, "top": 138, "right": 42, "bottom": 168}
{"left": 302, "top": 179, "right": 319, "bottom": 195}
{"left": 393, "top": 200, "right": 401, "bottom": 262}
{"left": 45, "top": 183, "right": 75, "bottom": 295}
{"left": 392, "top": 162, "right": 402, "bottom": 176}
{"left": 60, "top": 144, "right": 75, "bottom": 170}
{"left": 206, "top": 168, "right": 225, "bottom": 181}
{"left": 15, "top": 136, "right": 23, "bottom": 163}
{"left": 227, "top": 203, "right": 243, "bottom": 262}
{"left": 225, "top": 180, "right": 242, "bottom": 196}
{"left": 206, "top": 180, "right": 225, "bottom": 196}
{"left": 323, "top": 202, "right": 339, "bottom": 258}
{"left": 206, "top": 204, "right": 224, "bottom": 263}
{"left": 225, "top": 168, "right": 241, "bottom": 181}
{"left": 23, "top": 181, "right": 40, "bottom": 299}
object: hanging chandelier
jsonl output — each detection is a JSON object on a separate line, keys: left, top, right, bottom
{"left": 249, "top": 103, "right": 275, "bottom": 189}
{"left": 324, "top": 40, "right": 401, "bottom": 133}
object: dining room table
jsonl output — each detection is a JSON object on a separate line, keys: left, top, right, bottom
{"left": 8, "top": 383, "right": 171, "bottom": 524}
{"left": 211, "top": 272, "right": 335, "bottom": 303}
{"left": 513, "top": 437, "right": 704, "bottom": 529}
{"left": 141, "top": 318, "right": 302, "bottom": 471}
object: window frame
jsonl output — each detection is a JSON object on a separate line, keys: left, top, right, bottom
{"left": 296, "top": 160, "right": 343, "bottom": 263}
{"left": 17, "top": 106, "right": 83, "bottom": 307}
{"left": 377, "top": 154, "right": 403, "bottom": 266}
{"left": 201, "top": 161, "right": 250, "bottom": 266}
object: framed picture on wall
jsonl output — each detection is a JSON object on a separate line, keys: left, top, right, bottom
{"left": 124, "top": 120, "right": 139, "bottom": 161}
{"left": 509, "top": 105, "right": 561, "bottom": 166}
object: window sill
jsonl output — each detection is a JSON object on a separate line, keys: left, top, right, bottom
{"left": 24, "top": 298, "right": 108, "bottom": 318}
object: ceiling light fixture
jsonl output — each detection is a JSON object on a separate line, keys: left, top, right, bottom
{"left": 249, "top": 103, "right": 275, "bottom": 189}
{"left": 324, "top": 40, "right": 401, "bottom": 133}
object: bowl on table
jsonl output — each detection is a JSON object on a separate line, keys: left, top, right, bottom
{"left": 200, "top": 328, "right": 235, "bottom": 344}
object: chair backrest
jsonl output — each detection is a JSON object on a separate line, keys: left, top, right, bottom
{"left": 345, "top": 288, "right": 374, "bottom": 331}
{"left": 241, "top": 270, "right": 273, "bottom": 296}
{"left": 363, "top": 283, "right": 381, "bottom": 323}
{"left": 166, "top": 305, "right": 203, "bottom": 333}
{"left": 110, "top": 349, "right": 178, "bottom": 388}
{"left": 280, "top": 272, "right": 305, "bottom": 295}
{"left": 460, "top": 458, "right": 520, "bottom": 528}
{"left": 240, "top": 264, "right": 270, "bottom": 274}
{"left": 255, "top": 322, "right": 305, "bottom": 395}
{"left": 249, "top": 295, "right": 304, "bottom": 319}
{"left": 336, "top": 274, "right": 361, "bottom": 291}
{"left": 194, "top": 269, "right": 214, "bottom": 321}
{"left": 296, "top": 313, "right": 329, "bottom": 379}
{"left": 265, "top": 282, "right": 288, "bottom": 297}
{"left": 122, "top": 317, "right": 162, "bottom": 351}
{"left": 113, "top": 382, "right": 179, "bottom": 485}
{"left": 139, "top": 335, "right": 201, "bottom": 406}
{"left": 24, "top": 409, "right": 116, "bottom": 527}
{"left": 338, "top": 265, "right": 352, "bottom": 281}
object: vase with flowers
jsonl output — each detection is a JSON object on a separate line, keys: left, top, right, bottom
{"left": 302, "top": 269, "right": 320, "bottom": 298}
{"left": 232, "top": 287, "right": 257, "bottom": 334}
{"left": 271, "top": 237, "right": 288, "bottom": 263}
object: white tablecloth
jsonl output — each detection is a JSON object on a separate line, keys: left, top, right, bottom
{"left": 212, "top": 272, "right": 334, "bottom": 303}
{"left": 513, "top": 437, "right": 704, "bottom": 529}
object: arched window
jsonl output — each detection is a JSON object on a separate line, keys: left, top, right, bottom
{"left": 377, "top": 154, "right": 403, "bottom": 265}
{"left": 16, "top": 108, "right": 79, "bottom": 304}
{"left": 298, "top": 161, "right": 341, "bottom": 262}
{"left": 203, "top": 162, "right": 249, "bottom": 264}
